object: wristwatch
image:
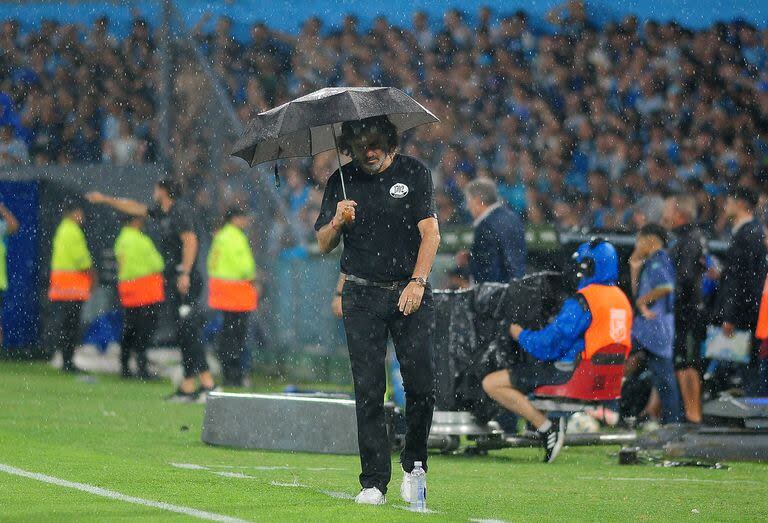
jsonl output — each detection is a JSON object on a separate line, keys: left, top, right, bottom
{"left": 409, "top": 277, "right": 427, "bottom": 287}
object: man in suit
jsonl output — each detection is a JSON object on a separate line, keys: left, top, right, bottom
{"left": 463, "top": 178, "right": 526, "bottom": 283}
{"left": 716, "top": 186, "right": 768, "bottom": 395}
{"left": 462, "top": 178, "right": 527, "bottom": 434}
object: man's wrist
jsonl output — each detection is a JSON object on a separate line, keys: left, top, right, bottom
{"left": 409, "top": 276, "right": 427, "bottom": 287}
{"left": 330, "top": 218, "right": 342, "bottom": 231}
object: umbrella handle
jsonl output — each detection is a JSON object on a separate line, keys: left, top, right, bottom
{"left": 331, "top": 125, "right": 348, "bottom": 200}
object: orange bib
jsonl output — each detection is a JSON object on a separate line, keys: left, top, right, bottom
{"left": 118, "top": 273, "right": 165, "bottom": 308}
{"left": 208, "top": 278, "right": 258, "bottom": 312}
{"left": 577, "top": 284, "right": 633, "bottom": 359}
{"left": 49, "top": 270, "right": 92, "bottom": 302}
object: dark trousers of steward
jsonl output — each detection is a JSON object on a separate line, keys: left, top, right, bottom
{"left": 342, "top": 276, "right": 435, "bottom": 494}
{"left": 121, "top": 303, "right": 160, "bottom": 374}
{"left": 217, "top": 311, "right": 249, "bottom": 386}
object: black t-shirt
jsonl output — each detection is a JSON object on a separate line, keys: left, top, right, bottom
{"left": 147, "top": 200, "right": 198, "bottom": 279}
{"left": 314, "top": 154, "right": 437, "bottom": 282}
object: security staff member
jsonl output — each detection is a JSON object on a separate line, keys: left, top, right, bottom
{"left": 207, "top": 207, "right": 258, "bottom": 387}
{"left": 114, "top": 214, "right": 165, "bottom": 379}
{"left": 314, "top": 116, "right": 440, "bottom": 506}
{"left": 483, "top": 239, "right": 633, "bottom": 463}
{"left": 48, "top": 198, "right": 93, "bottom": 373}
{"left": 86, "top": 180, "right": 216, "bottom": 402}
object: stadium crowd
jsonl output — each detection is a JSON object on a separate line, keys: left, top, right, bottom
{"left": 1, "top": 3, "right": 768, "bottom": 243}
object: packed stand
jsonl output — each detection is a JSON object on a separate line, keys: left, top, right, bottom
{"left": 2, "top": 3, "right": 768, "bottom": 241}
{"left": 191, "top": 3, "right": 768, "bottom": 240}
{"left": 0, "top": 17, "right": 159, "bottom": 166}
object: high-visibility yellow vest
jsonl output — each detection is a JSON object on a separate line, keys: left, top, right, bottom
{"left": 207, "top": 224, "right": 257, "bottom": 312}
{"left": 49, "top": 218, "right": 92, "bottom": 302}
{"left": 114, "top": 226, "right": 165, "bottom": 308}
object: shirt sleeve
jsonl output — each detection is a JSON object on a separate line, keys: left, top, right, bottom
{"left": 518, "top": 297, "right": 592, "bottom": 361}
{"left": 642, "top": 258, "right": 675, "bottom": 294}
{"left": 314, "top": 173, "right": 340, "bottom": 231}
{"left": 411, "top": 162, "right": 438, "bottom": 222}
{"left": 147, "top": 204, "right": 162, "bottom": 219}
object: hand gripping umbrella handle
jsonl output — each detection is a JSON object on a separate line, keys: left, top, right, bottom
{"left": 331, "top": 125, "right": 348, "bottom": 200}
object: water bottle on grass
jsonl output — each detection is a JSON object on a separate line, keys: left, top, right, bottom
{"left": 410, "top": 461, "right": 427, "bottom": 512}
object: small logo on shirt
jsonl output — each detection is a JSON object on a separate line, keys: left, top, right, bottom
{"left": 389, "top": 183, "right": 409, "bottom": 198}
{"left": 609, "top": 309, "right": 628, "bottom": 342}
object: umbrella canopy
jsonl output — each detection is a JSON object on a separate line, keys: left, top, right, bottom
{"left": 231, "top": 86, "right": 439, "bottom": 167}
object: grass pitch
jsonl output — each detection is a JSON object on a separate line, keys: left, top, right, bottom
{"left": 1, "top": 361, "right": 767, "bottom": 522}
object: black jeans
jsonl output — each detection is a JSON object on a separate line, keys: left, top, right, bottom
{"left": 121, "top": 303, "right": 160, "bottom": 374}
{"left": 50, "top": 300, "right": 83, "bottom": 371}
{"left": 342, "top": 282, "right": 435, "bottom": 494}
{"left": 165, "top": 278, "right": 208, "bottom": 378}
{"left": 217, "top": 311, "right": 249, "bottom": 386}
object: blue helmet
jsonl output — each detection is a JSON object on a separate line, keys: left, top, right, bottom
{"left": 573, "top": 238, "right": 619, "bottom": 288}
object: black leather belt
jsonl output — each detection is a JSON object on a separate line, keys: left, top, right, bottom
{"left": 344, "top": 274, "right": 408, "bottom": 291}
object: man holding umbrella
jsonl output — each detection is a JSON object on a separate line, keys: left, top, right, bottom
{"left": 232, "top": 87, "right": 440, "bottom": 505}
{"left": 314, "top": 115, "right": 440, "bottom": 505}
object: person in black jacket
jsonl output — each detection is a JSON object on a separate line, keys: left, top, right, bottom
{"left": 715, "top": 186, "right": 768, "bottom": 394}
{"left": 663, "top": 194, "right": 707, "bottom": 423}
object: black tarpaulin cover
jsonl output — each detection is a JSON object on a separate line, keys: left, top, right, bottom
{"left": 432, "top": 272, "right": 566, "bottom": 422}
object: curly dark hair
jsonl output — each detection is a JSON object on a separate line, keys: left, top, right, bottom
{"left": 337, "top": 115, "right": 399, "bottom": 156}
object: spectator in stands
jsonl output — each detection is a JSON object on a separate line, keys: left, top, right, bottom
{"left": 461, "top": 178, "right": 526, "bottom": 283}
{"left": 0, "top": 124, "right": 28, "bottom": 165}
{"left": 4, "top": 6, "right": 768, "bottom": 246}
{"left": 663, "top": 195, "right": 707, "bottom": 424}
{"left": 483, "top": 239, "right": 632, "bottom": 462}
{"left": 629, "top": 223, "right": 684, "bottom": 425}
{"left": 102, "top": 119, "right": 147, "bottom": 165}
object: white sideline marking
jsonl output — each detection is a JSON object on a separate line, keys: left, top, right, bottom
{"left": 269, "top": 480, "right": 309, "bottom": 488}
{"left": 170, "top": 462, "right": 345, "bottom": 472}
{"left": 170, "top": 463, "right": 210, "bottom": 470}
{"left": 213, "top": 472, "right": 256, "bottom": 479}
{"left": 0, "top": 463, "right": 250, "bottom": 523}
{"left": 470, "top": 519, "right": 510, "bottom": 523}
{"left": 578, "top": 475, "right": 760, "bottom": 484}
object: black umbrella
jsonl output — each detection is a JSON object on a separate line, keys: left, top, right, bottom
{"left": 231, "top": 86, "right": 439, "bottom": 198}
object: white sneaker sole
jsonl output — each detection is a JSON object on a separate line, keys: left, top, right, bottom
{"left": 354, "top": 496, "right": 386, "bottom": 505}
{"left": 546, "top": 421, "right": 566, "bottom": 463}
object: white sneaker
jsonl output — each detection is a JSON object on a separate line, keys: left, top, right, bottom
{"left": 354, "top": 487, "right": 386, "bottom": 505}
{"left": 400, "top": 469, "right": 426, "bottom": 503}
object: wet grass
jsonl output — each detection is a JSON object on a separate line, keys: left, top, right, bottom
{"left": 1, "top": 361, "right": 767, "bottom": 522}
